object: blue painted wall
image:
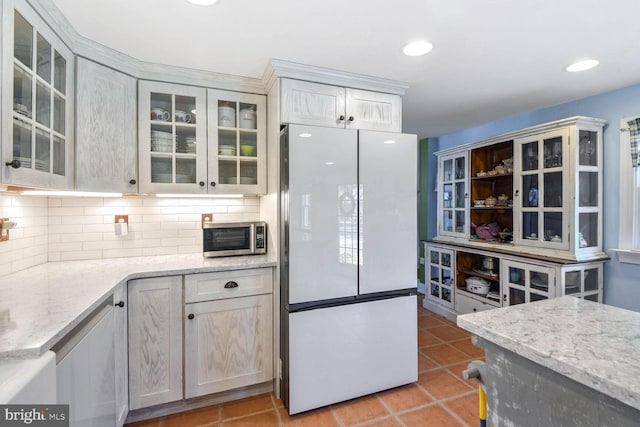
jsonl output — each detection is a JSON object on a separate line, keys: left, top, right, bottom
{"left": 428, "top": 83, "right": 640, "bottom": 312}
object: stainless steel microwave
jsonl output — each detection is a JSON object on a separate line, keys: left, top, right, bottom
{"left": 203, "top": 221, "right": 267, "bottom": 257}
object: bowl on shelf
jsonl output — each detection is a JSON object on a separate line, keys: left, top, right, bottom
{"left": 218, "top": 146, "right": 236, "bottom": 156}
{"left": 239, "top": 145, "right": 256, "bottom": 156}
{"left": 476, "top": 171, "right": 487, "bottom": 177}
{"left": 465, "top": 277, "right": 491, "bottom": 295}
{"left": 484, "top": 196, "right": 497, "bottom": 207}
{"left": 473, "top": 200, "right": 485, "bottom": 207}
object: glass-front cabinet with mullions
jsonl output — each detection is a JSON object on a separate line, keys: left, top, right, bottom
{"left": 438, "top": 152, "right": 468, "bottom": 238}
{"left": 138, "top": 81, "right": 207, "bottom": 194}
{"left": 207, "top": 89, "right": 266, "bottom": 194}
{"left": 2, "top": 1, "right": 74, "bottom": 188}
{"left": 426, "top": 245, "right": 455, "bottom": 309}
{"left": 514, "top": 129, "right": 570, "bottom": 250}
{"left": 502, "top": 260, "right": 556, "bottom": 306}
{"left": 513, "top": 118, "right": 605, "bottom": 259}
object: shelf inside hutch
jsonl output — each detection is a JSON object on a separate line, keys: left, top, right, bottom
{"left": 470, "top": 141, "right": 514, "bottom": 241}
{"left": 456, "top": 251, "right": 501, "bottom": 307}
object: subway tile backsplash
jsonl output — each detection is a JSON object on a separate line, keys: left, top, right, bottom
{"left": 0, "top": 194, "right": 260, "bottom": 275}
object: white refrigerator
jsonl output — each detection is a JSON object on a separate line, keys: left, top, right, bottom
{"left": 280, "top": 124, "right": 418, "bottom": 414}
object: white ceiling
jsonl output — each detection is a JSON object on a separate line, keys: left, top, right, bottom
{"left": 51, "top": 0, "right": 640, "bottom": 138}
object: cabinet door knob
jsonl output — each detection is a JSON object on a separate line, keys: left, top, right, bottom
{"left": 224, "top": 281, "right": 239, "bottom": 289}
{"left": 116, "top": 301, "right": 125, "bottom": 308}
{"left": 5, "top": 160, "right": 21, "bottom": 169}
{"left": 464, "top": 193, "right": 469, "bottom": 199}
{"left": 348, "top": 116, "right": 355, "bottom": 122}
{"left": 338, "top": 115, "right": 345, "bottom": 121}
{"left": 514, "top": 190, "right": 519, "bottom": 196}
{"left": 210, "top": 181, "right": 216, "bottom": 187}
{"left": 199, "top": 181, "right": 205, "bottom": 187}
{"left": 188, "top": 313, "right": 195, "bottom": 320}
{"left": 129, "top": 179, "right": 136, "bottom": 185}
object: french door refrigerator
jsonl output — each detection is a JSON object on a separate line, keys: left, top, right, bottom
{"left": 280, "top": 124, "right": 418, "bottom": 414}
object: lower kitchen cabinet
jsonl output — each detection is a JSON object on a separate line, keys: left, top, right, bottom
{"left": 128, "top": 276, "right": 183, "bottom": 410}
{"left": 55, "top": 302, "right": 116, "bottom": 426}
{"left": 423, "top": 242, "right": 605, "bottom": 319}
{"left": 113, "top": 283, "right": 128, "bottom": 427}
{"left": 184, "top": 294, "right": 273, "bottom": 398}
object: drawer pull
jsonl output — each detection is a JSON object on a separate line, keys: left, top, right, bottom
{"left": 224, "top": 281, "right": 239, "bottom": 289}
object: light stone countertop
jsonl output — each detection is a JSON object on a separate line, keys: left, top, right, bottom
{"left": 0, "top": 254, "right": 276, "bottom": 361}
{"left": 457, "top": 296, "right": 640, "bottom": 411}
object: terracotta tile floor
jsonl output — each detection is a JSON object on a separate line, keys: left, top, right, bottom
{"left": 125, "top": 296, "right": 483, "bottom": 427}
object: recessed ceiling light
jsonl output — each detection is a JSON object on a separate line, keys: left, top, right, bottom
{"left": 565, "top": 59, "right": 599, "bottom": 72}
{"left": 325, "top": 161, "right": 335, "bottom": 166}
{"left": 402, "top": 41, "right": 433, "bottom": 57}
{"left": 187, "top": 0, "right": 219, "bottom": 5}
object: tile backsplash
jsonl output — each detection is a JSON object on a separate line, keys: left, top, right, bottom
{"left": 0, "top": 194, "right": 260, "bottom": 275}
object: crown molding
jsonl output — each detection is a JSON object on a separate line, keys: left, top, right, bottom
{"left": 264, "top": 59, "right": 409, "bottom": 95}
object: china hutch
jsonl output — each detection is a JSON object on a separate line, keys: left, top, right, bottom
{"left": 426, "top": 116, "right": 607, "bottom": 320}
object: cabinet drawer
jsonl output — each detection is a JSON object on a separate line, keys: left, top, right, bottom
{"left": 185, "top": 268, "right": 272, "bottom": 303}
{"left": 455, "top": 292, "right": 497, "bottom": 314}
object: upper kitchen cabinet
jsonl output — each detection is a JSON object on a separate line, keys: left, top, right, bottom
{"left": 76, "top": 58, "right": 137, "bottom": 193}
{"left": 434, "top": 116, "right": 606, "bottom": 262}
{"left": 280, "top": 79, "right": 401, "bottom": 132}
{"left": 1, "top": 0, "right": 74, "bottom": 189}
{"left": 207, "top": 89, "right": 266, "bottom": 195}
{"left": 138, "top": 81, "right": 207, "bottom": 194}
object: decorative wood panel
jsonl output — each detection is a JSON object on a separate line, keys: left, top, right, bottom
{"left": 76, "top": 58, "right": 137, "bottom": 193}
{"left": 128, "top": 276, "right": 183, "bottom": 410}
{"left": 280, "top": 79, "right": 346, "bottom": 128}
{"left": 345, "top": 88, "right": 401, "bottom": 132}
{"left": 184, "top": 294, "right": 273, "bottom": 398}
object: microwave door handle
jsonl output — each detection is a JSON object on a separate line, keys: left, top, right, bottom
{"left": 250, "top": 223, "right": 256, "bottom": 253}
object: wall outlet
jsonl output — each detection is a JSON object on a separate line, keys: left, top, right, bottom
{"left": 201, "top": 213, "right": 213, "bottom": 228}
{"left": 419, "top": 257, "right": 425, "bottom": 265}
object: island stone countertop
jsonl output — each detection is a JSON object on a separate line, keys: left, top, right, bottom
{"left": 0, "top": 254, "right": 276, "bottom": 361}
{"left": 457, "top": 296, "right": 640, "bottom": 411}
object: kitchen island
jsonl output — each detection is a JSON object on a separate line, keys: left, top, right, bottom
{"left": 457, "top": 296, "right": 640, "bottom": 426}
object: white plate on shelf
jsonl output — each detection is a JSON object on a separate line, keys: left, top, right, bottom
{"left": 219, "top": 147, "right": 236, "bottom": 156}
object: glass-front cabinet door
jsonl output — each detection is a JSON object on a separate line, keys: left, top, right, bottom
{"left": 138, "top": 81, "right": 207, "bottom": 194}
{"left": 514, "top": 129, "right": 569, "bottom": 250}
{"left": 207, "top": 89, "right": 266, "bottom": 195}
{"left": 2, "top": 1, "right": 74, "bottom": 189}
{"left": 574, "top": 125, "right": 603, "bottom": 258}
{"left": 438, "top": 152, "right": 468, "bottom": 238}
{"left": 560, "top": 263, "right": 603, "bottom": 303}
{"left": 426, "top": 245, "right": 454, "bottom": 308}
{"left": 502, "top": 260, "right": 555, "bottom": 306}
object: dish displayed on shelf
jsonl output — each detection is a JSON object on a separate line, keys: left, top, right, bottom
{"left": 219, "top": 146, "right": 236, "bottom": 156}
{"left": 530, "top": 277, "right": 549, "bottom": 289}
{"left": 487, "top": 291, "right": 501, "bottom": 300}
{"left": 476, "top": 171, "right": 487, "bottom": 177}
{"left": 151, "top": 173, "right": 172, "bottom": 182}
{"left": 473, "top": 267, "right": 497, "bottom": 277}
{"left": 473, "top": 200, "right": 485, "bottom": 207}
{"left": 176, "top": 174, "right": 194, "bottom": 183}
{"left": 13, "top": 103, "right": 30, "bottom": 117}
{"left": 465, "top": 276, "right": 491, "bottom": 295}
{"left": 240, "top": 145, "right": 256, "bottom": 156}
{"left": 151, "top": 130, "right": 174, "bottom": 152}
{"left": 34, "top": 159, "right": 48, "bottom": 172}
{"left": 239, "top": 177, "right": 255, "bottom": 185}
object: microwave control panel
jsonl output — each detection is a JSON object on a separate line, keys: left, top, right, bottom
{"left": 256, "top": 225, "right": 266, "bottom": 249}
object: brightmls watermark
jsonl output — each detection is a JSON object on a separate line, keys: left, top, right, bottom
{"left": 0, "top": 406, "right": 68, "bottom": 426}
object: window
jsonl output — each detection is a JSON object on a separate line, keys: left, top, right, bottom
{"left": 616, "top": 117, "right": 640, "bottom": 263}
